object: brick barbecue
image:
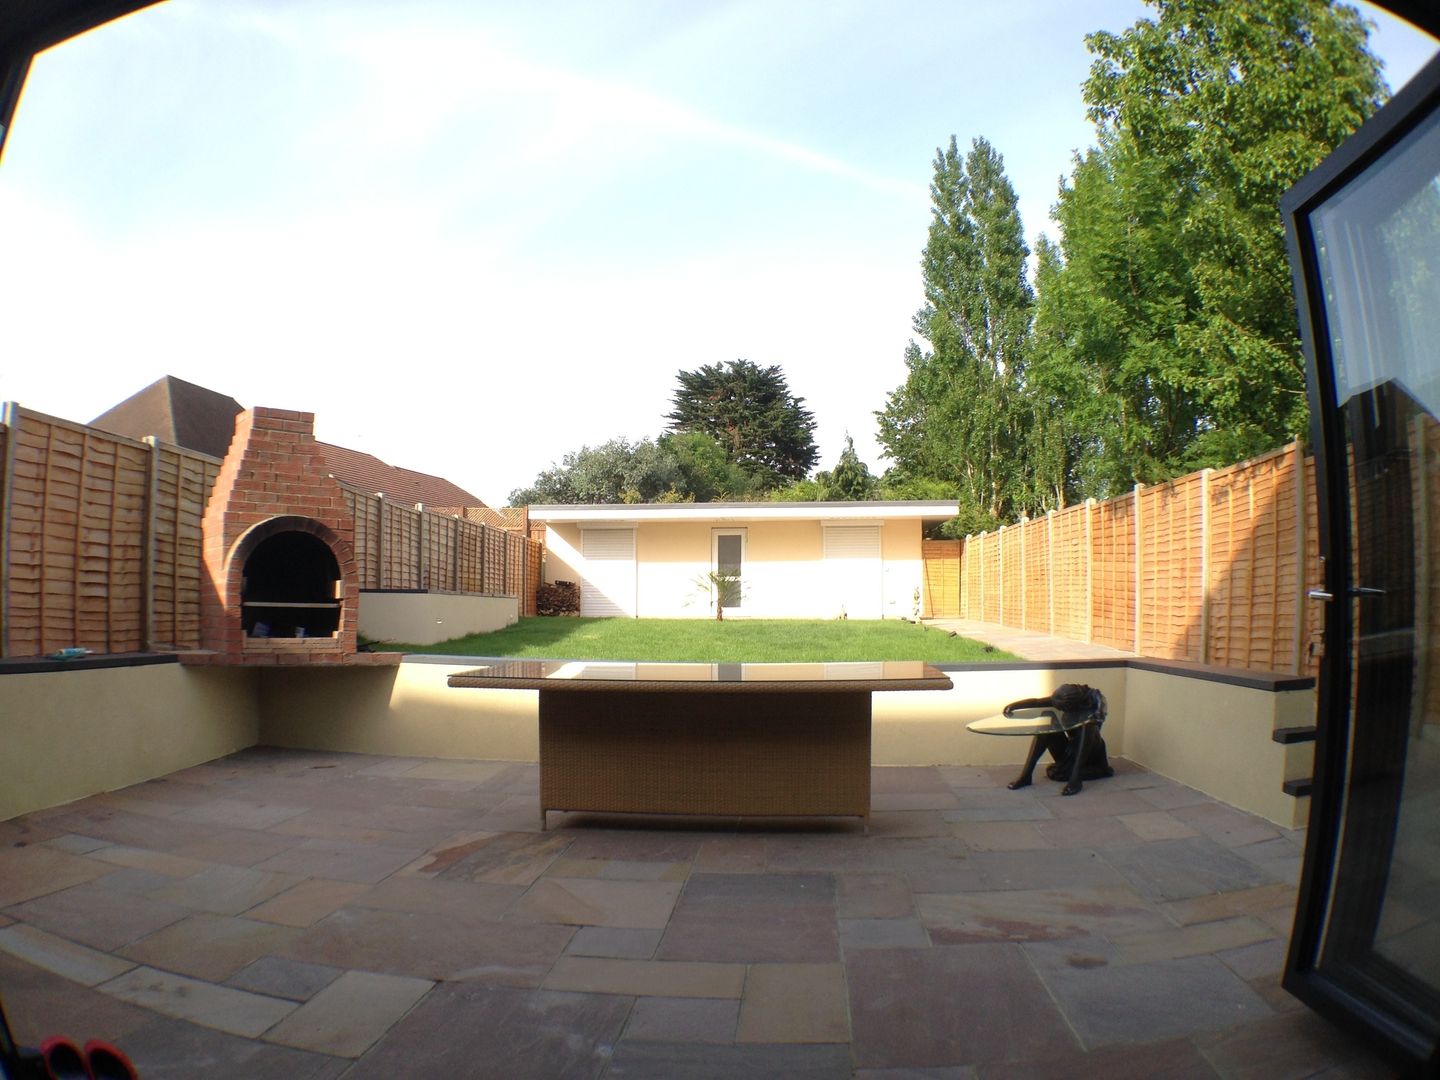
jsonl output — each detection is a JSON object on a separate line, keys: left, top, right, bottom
{"left": 193, "top": 407, "right": 395, "bottom": 666}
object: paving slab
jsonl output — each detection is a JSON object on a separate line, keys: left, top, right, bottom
{"left": 243, "top": 878, "right": 370, "bottom": 927}
{"left": 6, "top": 878, "right": 193, "bottom": 951}
{"left": 1025, "top": 948, "right": 1274, "bottom": 1048}
{"left": 226, "top": 956, "right": 344, "bottom": 1001}
{"left": 280, "top": 906, "right": 572, "bottom": 985}
{"left": 736, "top": 963, "right": 850, "bottom": 1043}
{"left": 119, "top": 913, "right": 301, "bottom": 982}
{"left": 544, "top": 955, "right": 746, "bottom": 998}
{"left": 837, "top": 873, "right": 915, "bottom": 918}
{"left": 0, "top": 951, "right": 153, "bottom": 1047}
{"left": 917, "top": 885, "right": 1167, "bottom": 945}
{"left": 847, "top": 944, "right": 1077, "bottom": 1069}
{"left": 1100, "top": 837, "right": 1278, "bottom": 902}
{"left": 100, "top": 966, "right": 296, "bottom": 1038}
{"left": 509, "top": 877, "right": 682, "bottom": 929}
{"left": 0, "top": 844, "right": 112, "bottom": 907}
{"left": 264, "top": 969, "right": 433, "bottom": 1057}
{"left": 147, "top": 864, "right": 302, "bottom": 915}
{"left": 114, "top": 1016, "right": 350, "bottom": 1080}
{"left": 623, "top": 996, "right": 739, "bottom": 1043}
{"left": 253, "top": 838, "right": 426, "bottom": 884}
{"left": 345, "top": 984, "right": 631, "bottom": 1080}
{"left": 0, "top": 923, "right": 135, "bottom": 985}
{"left": 565, "top": 926, "right": 664, "bottom": 959}
{"left": 840, "top": 917, "right": 931, "bottom": 950}
{"left": 603, "top": 1042, "right": 853, "bottom": 1079}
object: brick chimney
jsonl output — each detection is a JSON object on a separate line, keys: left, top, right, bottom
{"left": 196, "top": 407, "right": 367, "bottom": 665}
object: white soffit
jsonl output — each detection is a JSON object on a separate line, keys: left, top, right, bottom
{"left": 534, "top": 501, "right": 956, "bottom": 525}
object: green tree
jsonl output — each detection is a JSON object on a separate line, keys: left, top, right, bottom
{"left": 772, "top": 435, "right": 878, "bottom": 501}
{"left": 1039, "top": 0, "right": 1385, "bottom": 494}
{"left": 658, "top": 430, "right": 758, "bottom": 502}
{"left": 666, "top": 360, "right": 819, "bottom": 489}
{"left": 876, "top": 136, "right": 1034, "bottom": 525}
{"left": 507, "top": 437, "right": 677, "bottom": 505}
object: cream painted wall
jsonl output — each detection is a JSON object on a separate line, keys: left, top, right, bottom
{"left": 542, "top": 524, "right": 584, "bottom": 590}
{"left": 0, "top": 657, "right": 1312, "bottom": 829}
{"left": 1122, "top": 668, "right": 1313, "bottom": 828}
{"left": 546, "top": 518, "right": 928, "bottom": 620}
{"left": 257, "top": 663, "right": 539, "bottom": 762}
{"left": 880, "top": 522, "right": 924, "bottom": 621}
{"left": 872, "top": 666, "right": 1129, "bottom": 767}
{"left": 358, "top": 592, "right": 518, "bottom": 646}
{"left": 636, "top": 522, "right": 713, "bottom": 617}
{"left": 0, "top": 664, "right": 260, "bottom": 820}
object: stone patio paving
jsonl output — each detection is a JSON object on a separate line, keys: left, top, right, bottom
{"left": 0, "top": 747, "right": 1395, "bottom": 1078}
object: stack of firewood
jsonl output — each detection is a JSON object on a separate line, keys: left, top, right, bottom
{"left": 536, "top": 580, "right": 580, "bottom": 616}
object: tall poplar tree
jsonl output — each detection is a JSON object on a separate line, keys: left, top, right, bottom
{"left": 877, "top": 136, "right": 1034, "bottom": 526}
{"left": 1036, "top": 0, "right": 1385, "bottom": 494}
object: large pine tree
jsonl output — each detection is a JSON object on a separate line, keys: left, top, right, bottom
{"left": 666, "top": 359, "right": 819, "bottom": 490}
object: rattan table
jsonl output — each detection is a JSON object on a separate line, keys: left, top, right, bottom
{"left": 447, "top": 660, "right": 953, "bottom": 830}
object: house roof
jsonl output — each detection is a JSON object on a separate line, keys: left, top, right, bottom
{"left": 528, "top": 500, "right": 957, "bottom": 525}
{"left": 90, "top": 375, "right": 244, "bottom": 459}
{"left": 90, "top": 375, "right": 487, "bottom": 509}
{"left": 314, "top": 441, "right": 487, "bottom": 509}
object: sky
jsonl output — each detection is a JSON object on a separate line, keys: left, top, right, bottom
{"left": 1, "top": 2, "right": 1435, "bottom": 507}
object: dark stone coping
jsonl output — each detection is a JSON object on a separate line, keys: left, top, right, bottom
{"left": 0, "top": 652, "right": 179, "bottom": 676}
{"left": 400, "top": 654, "right": 1316, "bottom": 694}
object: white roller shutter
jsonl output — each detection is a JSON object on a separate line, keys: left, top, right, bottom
{"left": 823, "top": 525, "right": 882, "bottom": 620}
{"left": 580, "top": 528, "right": 636, "bottom": 617}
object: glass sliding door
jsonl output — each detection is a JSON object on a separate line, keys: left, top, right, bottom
{"left": 1283, "top": 51, "right": 1440, "bottom": 1074}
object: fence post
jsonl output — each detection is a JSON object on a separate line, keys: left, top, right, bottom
{"left": 451, "top": 517, "right": 461, "bottom": 592}
{"left": 1047, "top": 510, "right": 1055, "bottom": 635}
{"left": 141, "top": 438, "right": 159, "bottom": 653}
{"left": 1133, "top": 483, "right": 1143, "bottom": 655}
{"left": 1019, "top": 516, "right": 1027, "bottom": 630}
{"left": 0, "top": 406, "right": 16, "bottom": 657}
{"left": 1085, "top": 499, "right": 1095, "bottom": 642}
{"left": 1292, "top": 440, "right": 1308, "bottom": 673}
{"left": 997, "top": 525, "right": 1005, "bottom": 627}
{"left": 376, "top": 496, "right": 387, "bottom": 590}
{"left": 1200, "top": 468, "right": 1212, "bottom": 664}
{"left": 978, "top": 533, "right": 985, "bottom": 621}
{"left": 416, "top": 504, "right": 428, "bottom": 589}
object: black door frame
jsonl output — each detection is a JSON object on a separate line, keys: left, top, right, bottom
{"left": 1281, "top": 46, "right": 1440, "bottom": 1074}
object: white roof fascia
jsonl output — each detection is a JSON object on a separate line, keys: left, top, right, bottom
{"left": 529, "top": 501, "right": 958, "bottom": 525}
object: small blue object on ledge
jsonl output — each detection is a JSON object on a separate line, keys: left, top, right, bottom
{"left": 48, "top": 648, "right": 92, "bottom": 661}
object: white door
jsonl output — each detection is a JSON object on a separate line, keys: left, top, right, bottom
{"left": 823, "top": 525, "right": 882, "bottom": 619}
{"left": 580, "top": 528, "right": 636, "bottom": 617}
{"left": 711, "top": 530, "right": 746, "bottom": 616}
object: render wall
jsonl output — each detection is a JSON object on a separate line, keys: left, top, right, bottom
{"left": 0, "top": 660, "right": 259, "bottom": 821}
{"left": 357, "top": 592, "right": 519, "bottom": 646}
{"left": 544, "top": 519, "right": 927, "bottom": 620}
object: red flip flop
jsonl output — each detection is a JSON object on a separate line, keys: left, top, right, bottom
{"left": 38, "top": 1035, "right": 88, "bottom": 1080}
{"left": 84, "top": 1040, "right": 139, "bottom": 1080}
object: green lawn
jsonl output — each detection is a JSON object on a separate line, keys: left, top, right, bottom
{"left": 372, "top": 617, "right": 1017, "bottom": 663}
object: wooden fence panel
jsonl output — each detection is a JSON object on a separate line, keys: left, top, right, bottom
{"left": 1206, "top": 447, "right": 1301, "bottom": 671}
{"left": 343, "top": 488, "right": 384, "bottom": 590}
{"left": 1138, "top": 474, "right": 1205, "bottom": 660}
{"left": 1000, "top": 525, "right": 1024, "bottom": 627}
{"left": 921, "top": 539, "right": 961, "bottom": 618}
{"left": 1021, "top": 517, "right": 1050, "bottom": 633}
{"left": 1051, "top": 504, "right": 1089, "bottom": 641}
{"left": 980, "top": 532, "right": 1001, "bottom": 623}
{"left": 148, "top": 444, "right": 219, "bottom": 650}
{"left": 4, "top": 411, "right": 149, "bottom": 656}
{"left": 1091, "top": 494, "right": 1135, "bottom": 651}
